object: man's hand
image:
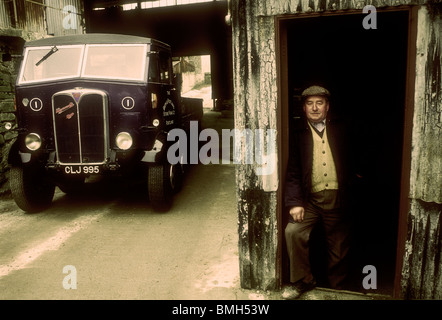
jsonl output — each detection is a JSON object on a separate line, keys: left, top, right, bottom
{"left": 289, "top": 206, "right": 305, "bottom": 223}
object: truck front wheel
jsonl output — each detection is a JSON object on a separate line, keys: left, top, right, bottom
{"left": 148, "top": 164, "right": 182, "bottom": 211}
{"left": 9, "top": 165, "right": 55, "bottom": 213}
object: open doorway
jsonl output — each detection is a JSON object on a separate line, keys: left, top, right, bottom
{"left": 173, "top": 54, "right": 234, "bottom": 160}
{"left": 279, "top": 10, "right": 410, "bottom": 295}
{"left": 173, "top": 55, "right": 213, "bottom": 109}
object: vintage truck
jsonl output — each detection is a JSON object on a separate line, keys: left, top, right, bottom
{"left": 8, "top": 33, "right": 202, "bottom": 212}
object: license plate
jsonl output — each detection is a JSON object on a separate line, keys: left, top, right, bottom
{"left": 63, "top": 165, "right": 101, "bottom": 175}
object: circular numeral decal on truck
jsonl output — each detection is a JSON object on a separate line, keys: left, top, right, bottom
{"left": 29, "top": 98, "right": 43, "bottom": 111}
{"left": 122, "top": 97, "right": 135, "bottom": 110}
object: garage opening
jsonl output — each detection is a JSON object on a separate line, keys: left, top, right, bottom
{"left": 279, "top": 10, "right": 410, "bottom": 295}
{"left": 174, "top": 55, "right": 213, "bottom": 110}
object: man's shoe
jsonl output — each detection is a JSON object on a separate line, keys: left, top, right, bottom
{"left": 281, "top": 286, "right": 302, "bottom": 300}
{"left": 295, "top": 278, "right": 317, "bottom": 295}
{"left": 281, "top": 279, "right": 317, "bottom": 300}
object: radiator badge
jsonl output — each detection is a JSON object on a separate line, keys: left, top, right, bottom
{"left": 73, "top": 92, "right": 82, "bottom": 103}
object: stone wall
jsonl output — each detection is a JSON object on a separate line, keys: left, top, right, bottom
{"left": 0, "top": 33, "right": 22, "bottom": 195}
{"left": 0, "top": 29, "right": 44, "bottom": 196}
{"left": 0, "top": 75, "right": 17, "bottom": 195}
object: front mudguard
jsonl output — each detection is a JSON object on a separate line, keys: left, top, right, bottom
{"left": 7, "top": 139, "right": 48, "bottom": 167}
{"left": 7, "top": 140, "right": 27, "bottom": 166}
{"left": 6, "top": 139, "right": 19, "bottom": 166}
{"left": 140, "top": 130, "right": 170, "bottom": 164}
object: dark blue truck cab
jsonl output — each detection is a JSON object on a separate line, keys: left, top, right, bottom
{"left": 9, "top": 33, "right": 201, "bottom": 212}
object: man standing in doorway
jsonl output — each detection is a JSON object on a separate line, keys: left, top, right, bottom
{"left": 283, "top": 85, "right": 355, "bottom": 299}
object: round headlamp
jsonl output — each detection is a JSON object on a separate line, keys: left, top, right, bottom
{"left": 116, "top": 132, "right": 133, "bottom": 150}
{"left": 25, "top": 133, "right": 42, "bottom": 151}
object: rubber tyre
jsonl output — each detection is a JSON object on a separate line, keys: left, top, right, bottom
{"left": 148, "top": 164, "right": 177, "bottom": 211}
{"left": 170, "top": 163, "right": 183, "bottom": 194}
{"left": 9, "top": 165, "right": 55, "bottom": 213}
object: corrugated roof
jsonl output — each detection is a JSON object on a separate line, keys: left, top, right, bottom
{"left": 45, "top": 0, "right": 84, "bottom": 36}
{"left": 0, "top": 1, "right": 12, "bottom": 28}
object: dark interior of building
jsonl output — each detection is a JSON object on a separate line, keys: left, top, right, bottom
{"left": 84, "top": 1, "right": 233, "bottom": 103}
{"left": 284, "top": 10, "right": 410, "bottom": 295}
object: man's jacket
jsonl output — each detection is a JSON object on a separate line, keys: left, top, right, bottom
{"left": 284, "top": 116, "right": 358, "bottom": 209}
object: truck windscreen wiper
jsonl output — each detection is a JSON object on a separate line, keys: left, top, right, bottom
{"left": 35, "top": 46, "right": 58, "bottom": 66}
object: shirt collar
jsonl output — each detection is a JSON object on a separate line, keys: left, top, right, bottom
{"left": 309, "top": 119, "right": 326, "bottom": 132}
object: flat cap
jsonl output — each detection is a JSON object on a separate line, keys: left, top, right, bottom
{"left": 301, "top": 86, "right": 330, "bottom": 98}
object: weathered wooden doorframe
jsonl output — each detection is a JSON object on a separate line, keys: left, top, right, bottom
{"left": 393, "top": 5, "right": 419, "bottom": 299}
{"left": 275, "top": 7, "right": 418, "bottom": 298}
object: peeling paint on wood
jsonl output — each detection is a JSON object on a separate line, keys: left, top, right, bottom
{"left": 237, "top": 189, "right": 278, "bottom": 289}
{"left": 233, "top": 0, "right": 279, "bottom": 290}
{"left": 255, "top": 0, "right": 437, "bottom": 16}
{"left": 401, "top": 200, "right": 442, "bottom": 299}
{"left": 409, "top": 4, "right": 442, "bottom": 204}
{"left": 401, "top": 3, "right": 442, "bottom": 299}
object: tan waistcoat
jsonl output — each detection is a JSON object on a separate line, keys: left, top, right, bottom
{"left": 309, "top": 123, "right": 339, "bottom": 193}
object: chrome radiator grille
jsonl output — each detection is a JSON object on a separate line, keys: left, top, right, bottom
{"left": 52, "top": 89, "right": 108, "bottom": 164}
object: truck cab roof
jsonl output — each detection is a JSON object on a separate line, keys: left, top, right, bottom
{"left": 24, "top": 33, "right": 171, "bottom": 50}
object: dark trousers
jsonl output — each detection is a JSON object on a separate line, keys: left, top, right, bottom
{"left": 285, "top": 190, "right": 351, "bottom": 289}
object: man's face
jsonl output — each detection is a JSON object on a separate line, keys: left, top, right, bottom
{"left": 303, "top": 96, "right": 329, "bottom": 123}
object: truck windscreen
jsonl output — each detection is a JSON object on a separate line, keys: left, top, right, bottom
{"left": 20, "top": 46, "right": 84, "bottom": 84}
{"left": 19, "top": 44, "right": 148, "bottom": 84}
